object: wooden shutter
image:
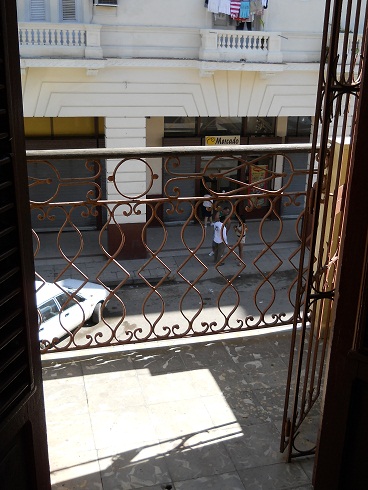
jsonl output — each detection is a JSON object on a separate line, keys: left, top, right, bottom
{"left": 0, "top": 1, "right": 51, "bottom": 488}
{"left": 30, "top": 0, "right": 46, "bottom": 21}
{"left": 62, "top": 0, "right": 76, "bottom": 21}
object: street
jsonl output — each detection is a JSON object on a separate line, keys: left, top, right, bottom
{"left": 66, "top": 268, "right": 298, "bottom": 349}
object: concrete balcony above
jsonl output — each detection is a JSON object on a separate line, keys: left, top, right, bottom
{"left": 17, "top": 22, "right": 325, "bottom": 66}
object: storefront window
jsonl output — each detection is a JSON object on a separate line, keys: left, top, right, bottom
{"left": 199, "top": 117, "right": 243, "bottom": 135}
{"left": 200, "top": 157, "right": 240, "bottom": 193}
{"left": 287, "top": 116, "right": 312, "bottom": 137}
{"left": 164, "top": 117, "right": 196, "bottom": 136}
{"left": 245, "top": 117, "right": 276, "bottom": 136}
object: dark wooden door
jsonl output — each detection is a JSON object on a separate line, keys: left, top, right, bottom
{"left": 0, "top": 1, "right": 51, "bottom": 488}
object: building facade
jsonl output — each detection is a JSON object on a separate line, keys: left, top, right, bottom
{"left": 17, "top": 0, "right": 338, "bottom": 246}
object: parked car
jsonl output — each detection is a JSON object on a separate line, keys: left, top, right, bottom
{"left": 36, "top": 279, "right": 109, "bottom": 347}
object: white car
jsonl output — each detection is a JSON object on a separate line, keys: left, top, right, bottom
{"left": 36, "top": 279, "right": 109, "bottom": 347}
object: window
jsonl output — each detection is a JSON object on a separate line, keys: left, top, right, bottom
{"left": 245, "top": 117, "right": 276, "bottom": 136}
{"left": 39, "top": 299, "right": 59, "bottom": 323}
{"left": 164, "top": 117, "right": 244, "bottom": 137}
{"left": 62, "top": 0, "right": 76, "bottom": 21}
{"left": 199, "top": 117, "right": 242, "bottom": 135}
{"left": 164, "top": 117, "right": 197, "bottom": 136}
{"left": 30, "top": 0, "right": 46, "bottom": 21}
{"left": 287, "top": 116, "right": 312, "bottom": 137}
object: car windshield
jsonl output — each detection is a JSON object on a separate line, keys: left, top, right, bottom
{"left": 56, "top": 292, "right": 86, "bottom": 310}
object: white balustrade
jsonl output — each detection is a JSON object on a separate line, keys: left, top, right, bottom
{"left": 199, "top": 29, "right": 283, "bottom": 63}
{"left": 18, "top": 23, "right": 103, "bottom": 59}
{"left": 17, "top": 23, "right": 330, "bottom": 65}
{"left": 19, "top": 23, "right": 86, "bottom": 47}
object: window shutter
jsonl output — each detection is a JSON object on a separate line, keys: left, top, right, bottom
{"left": 0, "top": 3, "right": 51, "bottom": 487}
{"left": 62, "top": 0, "right": 76, "bottom": 21}
{"left": 30, "top": 0, "right": 46, "bottom": 21}
{"left": 0, "top": 0, "right": 36, "bottom": 425}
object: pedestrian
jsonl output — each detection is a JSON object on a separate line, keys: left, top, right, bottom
{"left": 212, "top": 213, "right": 227, "bottom": 266}
{"left": 234, "top": 219, "right": 248, "bottom": 264}
{"left": 202, "top": 194, "right": 213, "bottom": 227}
{"left": 220, "top": 205, "right": 232, "bottom": 232}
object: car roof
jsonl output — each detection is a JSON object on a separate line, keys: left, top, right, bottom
{"left": 35, "top": 279, "right": 107, "bottom": 307}
{"left": 35, "top": 281, "right": 64, "bottom": 306}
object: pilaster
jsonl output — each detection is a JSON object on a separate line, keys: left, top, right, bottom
{"left": 105, "top": 116, "right": 148, "bottom": 259}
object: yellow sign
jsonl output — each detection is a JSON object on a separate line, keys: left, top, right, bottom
{"left": 205, "top": 135, "right": 241, "bottom": 146}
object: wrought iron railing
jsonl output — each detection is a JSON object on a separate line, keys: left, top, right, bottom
{"left": 280, "top": 0, "right": 364, "bottom": 461}
{"left": 28, "top": 143, "right": 317, "bottom": 353}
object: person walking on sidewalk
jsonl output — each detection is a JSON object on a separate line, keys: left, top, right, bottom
{"left": 234, "top": 219, "right": 248, "bottom": 265}
{"left": 202, "top": 194, "right": 213, "bottom": 227}
{"left": 212, "top": 213, "right": 228, "bottom": 265}
{"left": 220, "top": 205, "right": 232, "bottom": 232}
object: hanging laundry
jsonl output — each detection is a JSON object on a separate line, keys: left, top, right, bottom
{"left": 239, "top": 1, "right": 250, "bottom": 19}
{"left": 206, "top": 0, "right": 266, "bottom": 23}
{"left": 218, "top": 0, "right": 231, "bottom": 15}
{"left": 208, "top": 0, "right": 220, "bottom": 13}
{"left": 230, "top": 0, "right": 241, "bottom": 18}
{"left": 250, "top": 0, "right": 263, "bottom": 16}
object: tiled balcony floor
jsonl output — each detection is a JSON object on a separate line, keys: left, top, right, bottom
{"left": 42, "top": 329, "right": 316, "bottom": 489}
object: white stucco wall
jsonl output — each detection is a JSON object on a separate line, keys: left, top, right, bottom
{"left": 263, "top": 0, "right": 325, "bottom": 33}
{"left": 17, "top": 0, "right": 327, "bottom": 220}
{"left": 21, "top": 64, "right": 318, "bottom": 119}
{"left": 16, "top": 0, "right": 212, "bottom": 27}
{"left": 92, "top": 0, "right": 212, "bottom": 28}
{"left": 17, "top": 0, "right": 326, "bottom": 32}
{"left": 105, "top": 116, "right": 147, "bottom": 223}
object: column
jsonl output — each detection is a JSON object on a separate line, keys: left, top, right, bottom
{"left": 105, "top": 116, "right": 147, "bottom": 259}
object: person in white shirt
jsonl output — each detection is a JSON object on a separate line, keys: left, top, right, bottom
{"left": 212, "top": 213, "right": 228, "bottom": 265}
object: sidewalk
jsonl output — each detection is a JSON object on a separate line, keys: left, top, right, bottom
{"left": 34, "top": 218, "right": 301, "bottom": 287}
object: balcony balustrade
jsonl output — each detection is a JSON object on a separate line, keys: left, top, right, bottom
{"left": 199, "top": 29, "right": 283, "bottom": 63}
{"left": 18, "top": 22, "right": 103, "bottom": 58}
{"left": 17, "top": 22, "right": 329, "bottom": 64}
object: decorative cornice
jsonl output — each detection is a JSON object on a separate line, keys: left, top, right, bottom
{"left": 19, "top": 57, "right": 319, "bottom": 73}
{"left": 199, "top": 68, "right": 214, "bottom": 78}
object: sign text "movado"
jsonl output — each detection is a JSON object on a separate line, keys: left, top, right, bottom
{"left": 205, "top": 135, "right": 241, "bottom": 146}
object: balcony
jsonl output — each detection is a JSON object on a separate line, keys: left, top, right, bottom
{"left": 28, "top": 141, "right": 342, "bottom": 487}
{"left": 18, "top": 22, "right": 324, "bottom": 65}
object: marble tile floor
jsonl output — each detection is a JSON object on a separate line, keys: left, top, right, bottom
{"left": 42, "top": 329, "right": 318, "bottom": 490}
